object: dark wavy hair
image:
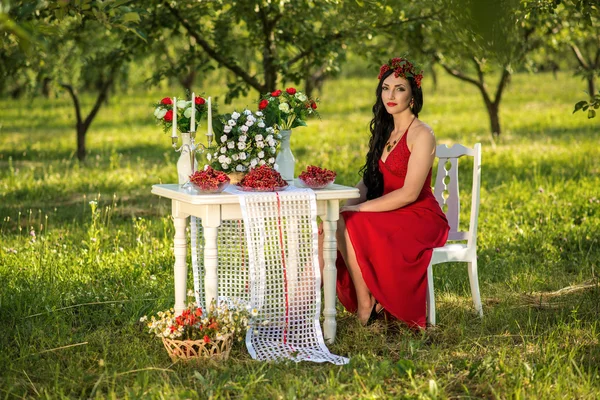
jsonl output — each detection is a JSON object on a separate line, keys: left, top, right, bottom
{"left": 359, "top": 68, "right": 423, "bottom": 200}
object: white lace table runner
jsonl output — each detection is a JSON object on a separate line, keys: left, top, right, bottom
{"left": 190, "top": 185, "right": 348, "bottom": 365}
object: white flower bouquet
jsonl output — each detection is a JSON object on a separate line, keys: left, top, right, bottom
{"left": 209, "top": 109, "right": 281, "bottom": 173}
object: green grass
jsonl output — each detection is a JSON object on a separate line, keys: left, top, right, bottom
{"left": 1, "top": 70, "right": 599, "bottom": 399}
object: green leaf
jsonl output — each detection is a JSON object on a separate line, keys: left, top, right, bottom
{"left": 573, "top": 100, "right": 587, "bottom": 113}
{"left": 582, "top": 105, "right": 589, "bottom": 111}
{"left": 588, "top": 109, "right": 596, "bottom": 119}
{"left": 121, "top": 12, "right": 140, "bottom": 23}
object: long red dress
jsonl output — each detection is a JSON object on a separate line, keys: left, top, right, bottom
{"left": 336, "top": 131, "right": 449, "bottom": 328}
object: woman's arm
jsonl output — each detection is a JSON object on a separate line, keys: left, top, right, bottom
{"left": 343, "top": 126, "right": 436, "bottom": 213}
{"left": 343, "top": 179, "right": 367, "bottom": 207}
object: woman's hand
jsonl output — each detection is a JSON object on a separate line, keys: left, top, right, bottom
{"left": 340, "top": 204, "right": 363, "bottom": 213}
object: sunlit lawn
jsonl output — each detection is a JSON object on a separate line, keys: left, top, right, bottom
{"left": 0, "top": 70, "right": 598, "bottom": 398}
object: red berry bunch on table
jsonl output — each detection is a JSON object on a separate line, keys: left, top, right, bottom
{"left": 299, "top": 165, "right": 336, "bottom": 189}
{"left": 239, "top": 164, "right": 287, "bottom": 191}
{"left": 189, "top": 166, "right": 230, "bottom": 192}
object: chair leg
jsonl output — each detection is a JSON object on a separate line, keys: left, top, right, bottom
{"left": 426, "top": 262, "right": 436, "bottom": 326}
{"left": 467, "top": 258, "right": 483, "bottom": 317}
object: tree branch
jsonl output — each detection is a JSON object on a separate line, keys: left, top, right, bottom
{"left": 570, "top": 44, "right": 590, "bottom": 70}
{"left": 59, "top": 83, "right": 82, "bottom": 126}
{"left": 493, "top": 66, "right": 511, "bottom": 107}
{"left": 438, "top": 62, "right": 482, "bottom": 89}
{"left": 472, "top": 57, "right": 485, "bottom": 85}
{"left": 83, "top": 75, "right": 114, "bottom": 130}
{"left": 163, "top": 1, "right": 265, "bottom": 92}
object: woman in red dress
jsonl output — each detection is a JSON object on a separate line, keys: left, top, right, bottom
{"left": 336, "top": 57, "right": 449, "bottom": 328}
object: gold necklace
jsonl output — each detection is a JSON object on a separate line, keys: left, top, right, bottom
{"left": 385, "top": 117, "right": 416, "bottom": 153}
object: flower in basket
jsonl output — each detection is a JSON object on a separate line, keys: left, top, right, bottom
{"left": 189, "top": 166, "right": 230, "bottom": 193}
{"left": 152, "top": 95, "right": 210, "bottom": 134}
{"left": 258, "top": 87, "right": 319, "bottom": 130}
{"left": 141, "top": 299, "right": 250, "bottom": 344}
{"left": 209, "top": 109, "right": 281, "bottom": 173}
{"left": 299, "top": 165, "right": 337, "bottom": 189}
{"left": 238, "top": 164, "right": 288, "bottom": 191}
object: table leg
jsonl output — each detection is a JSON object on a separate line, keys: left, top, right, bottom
{"left": 173, "top": 214, "right": 188, "bottom": 316}
{"left": 202, "top": 205, "right": 221, "bottom": 309}
{"left": 322, "top": 200, "right": 340, "bottom": 344}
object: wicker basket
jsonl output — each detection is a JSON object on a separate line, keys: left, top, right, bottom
{"left": 161, "top": 334, "right": 233, "bottom": 362}
{"left": 226, "top": 172, "right": 246, "bottom": 184}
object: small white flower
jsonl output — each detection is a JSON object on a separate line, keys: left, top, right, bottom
{"left": 206, "top": 153, "right": 212, "bottom": 161}
{"left": 279, "top": 103, "right": 290, "bottom": 113}
{"left": 232, "top": 154, "right": 239, "bottom": 161}
{"left": 220, "top": 135, "right": 227, "bottom": 143}
{"left": 240, "top": 125, "right": 249, "bottom": 133}
{"left": 245, "top": 120, "right": 254, "bottom": 127}
{"left": 236, "top": 164, "right": 244, "bottom": 172}
{"left": 239, "top": 152, "right": 247, "bottom": 160}
{"left": 227, "top": 141, "right": 235, "bottom": 149}
{"left": 237, "top": 142, "right": 246, "bottom": 150}
{"left": 228, "top": 119, "right": 236, "bottom": 126}
{"left": 268, "top": 139, "right": 275, "bottom": 147}
{"left": 218, "top": 155, "right": 226, "bottom": 163}
{"left": 184, "top": 107, "right": 193, "bottom": 118}
{"left": 273, "top": 163, "right": 279, "bottom": 170}
{"left": 268, "top": 157, "right": 275, "bottom": 163}
{"left": 256, "top": 141, "right": 265, "bottom": 149}
{"left": 295, "top": 92, "right": 307, "bottom": 102}
{"left": 220, "top": 147, "right": 226, "bottom": 154}
{"left": 221, "top": 163, "right": 229, "bottom": 170}
{"left": 258, "top": 121, "right": 265, "bottom": 128}
{"left": 266, "top": 127, "right": 275, "bottom": 134}
{"left": 259, "top": 160, "right": 266, "bottom": 166}
{"left": 255, "top": 134, "right": 263, "bottom": 141}
{"left": 239, "top": 135, "right": 247, "bottom": 142}
{"left": 269, "top": 146, "right": 276, "bottom": 154}
{"left": 255, "top": 111, "right": 263, "bottom": 117}
{"left": 224, "top": 125, "right": 232, "bottom": 133}
{"left": 250, "top": 159, "right": 258, "bottom": 167}
{"left": 232, "top": 112, "right": 240, "bottom": 120}
{"left": 258, "top": 151, "right": 265, "bottom": 158}
{"left": 176, "top": 99, "right": 188, "bottom": 109}
{"left": 244, "top": 109, "right": 252, "bottom": 115}
{"left": 204, "top": 164, "right": 209, "bottom": 170}
{"left": 225, "top": 157, "right": 232, "bottom": 163}
{"left": 265, "top": 134, "right": 273, "bottom": 141}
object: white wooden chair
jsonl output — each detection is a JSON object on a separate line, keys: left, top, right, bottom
{"left": 427, "top": 143, "right": 482, "bottom": 325}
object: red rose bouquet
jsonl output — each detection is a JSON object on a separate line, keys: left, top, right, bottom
{"left": 238, "top": 164, "right": 287, "bottom": 191}
{"left": 258, "top": 87, "right": 319, "bottom": 130}
{"left": 153, "top": 95, "right": 210, "bottom": 134}
{"left": 299, "top": 165, "right": 336, "bottom": 189}
{"left": 189, "top": 166, "right": 230, "bottom": 192}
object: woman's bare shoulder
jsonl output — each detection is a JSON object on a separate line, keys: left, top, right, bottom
{"left": 409, "top": 120, "right": 436, "bottom": 147}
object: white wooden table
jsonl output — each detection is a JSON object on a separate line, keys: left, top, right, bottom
{"left": 151, "top": 182, "right": 359, "bottom": 343}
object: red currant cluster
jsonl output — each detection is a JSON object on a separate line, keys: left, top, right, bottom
{"left": 299, "top": 165, "right": 336, "bottom": 188}
{"left": 189, "top": 166, "right": 230, "bottom": 191}
{"left": 239, "top": 164, "right": 287, "bottom": 190}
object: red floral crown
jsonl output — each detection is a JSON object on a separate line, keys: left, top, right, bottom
{"left": 378, "top": 57, "right": 423, "bottom": 88}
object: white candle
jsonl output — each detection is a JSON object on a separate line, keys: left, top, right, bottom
{"left": 172, "top": 97, "right": 177, "bottom": 137}
{"left": 207, "top": 96, "right": 213, "bottom": 136}
{"left": 190, "top": 92, "right": 196, "bottom": 132}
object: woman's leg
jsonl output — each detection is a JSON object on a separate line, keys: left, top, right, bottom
{"left": 336, "top": 216, "right": 375, "bottom": 325}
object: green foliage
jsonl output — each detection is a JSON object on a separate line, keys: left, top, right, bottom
{"left": 0, "top": 72, "right": 599, "bottom": 398}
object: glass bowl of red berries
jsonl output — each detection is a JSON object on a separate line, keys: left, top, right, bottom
{"left": 189, "top": 166, "right": 230, "bottom": 194}
{"left": 237, "top": 164, "right": 288, "bottom": 192}
{"left": 298, "top": 165, "right": 336, "bottom": 189}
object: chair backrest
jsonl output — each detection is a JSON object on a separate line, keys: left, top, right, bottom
{"left": 433, "top": 143, "right": 481, "bottom": 246}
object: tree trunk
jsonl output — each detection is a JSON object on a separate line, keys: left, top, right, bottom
{"left": 587, "top": 76, "right": 596, "bottom": 99}
{"left": 76, "top": 124, "right": 87, "bottom": 161}
{"left": 179, "top": 69, "right": 196, "bottom": 93}
{"left": 61, "top": 75, "right": 114, "bottom": 162}
{"left": 486, "top": 103, "right": 501, "bottom": 137}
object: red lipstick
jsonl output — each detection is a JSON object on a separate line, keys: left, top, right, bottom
{"left": 387, "top": 102, "right": 397, "bottom": 107}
